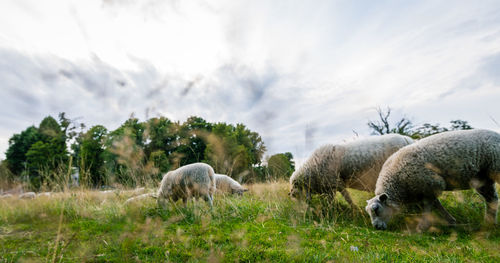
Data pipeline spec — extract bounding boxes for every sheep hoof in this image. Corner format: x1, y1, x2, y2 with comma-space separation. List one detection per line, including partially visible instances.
417, 220, 431, 232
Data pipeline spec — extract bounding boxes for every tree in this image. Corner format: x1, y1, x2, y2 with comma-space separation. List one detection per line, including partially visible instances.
367, 107, 414, 136
204, 122, 266, 181
76, 125, 108, 187
450, 120, 472, 131
174, 116, 212, 166
143, 117, 176, 175
267, 152, 295, 180
5, 126, 41, 175
104, 118, 148, 186
412, 123, 448, 138
149, 150, 170, 176
367, 107, 474, 139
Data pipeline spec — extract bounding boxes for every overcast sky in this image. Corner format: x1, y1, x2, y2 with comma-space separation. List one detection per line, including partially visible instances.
1, 0, 500, 164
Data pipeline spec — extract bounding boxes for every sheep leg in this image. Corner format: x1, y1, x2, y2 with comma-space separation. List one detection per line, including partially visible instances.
306, 191, 312, 204
203, 194, 213, 208
475, 182, 498, 225
432, 198, 457, 225
417, 200, 434, 232
157, 197, 168, 210
340, 188, 356, 209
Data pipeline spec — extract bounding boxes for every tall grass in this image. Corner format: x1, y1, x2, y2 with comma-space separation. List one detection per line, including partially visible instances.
1, 181, 499, 262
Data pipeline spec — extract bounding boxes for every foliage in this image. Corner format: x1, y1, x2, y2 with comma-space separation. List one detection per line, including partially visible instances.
204, 122, 266, 182
5, 126, 41, 175
267, 152, 295, 180
74, 125, 108, 188
62, 115, 267, 188
5, 116, 69, 190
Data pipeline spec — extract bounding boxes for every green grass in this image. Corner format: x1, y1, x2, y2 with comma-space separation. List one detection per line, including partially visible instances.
1, 183, 500, 262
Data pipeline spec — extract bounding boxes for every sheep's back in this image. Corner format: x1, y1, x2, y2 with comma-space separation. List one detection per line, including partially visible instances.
376, 129, 500, 201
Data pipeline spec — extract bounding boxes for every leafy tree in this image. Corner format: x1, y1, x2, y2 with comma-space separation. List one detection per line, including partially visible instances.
450, 120, 473, 131
149, 150, 170, 176
75, 125, 108, 187
205, 122, 266, 181
104, 118, 148, 186
142, 117, 176, 175
25, 116, 68, 189
412, 123, 448, 138
174, 116, 212, 166
5, 126, 41, 175
267, 152, 295, 180
411, 120, 472, 139
143, 117, 176, 158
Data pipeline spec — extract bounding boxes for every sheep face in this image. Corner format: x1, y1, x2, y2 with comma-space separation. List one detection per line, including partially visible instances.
365, 193, 397, 230
231, 188, 248, 196
289, 180, 305, 199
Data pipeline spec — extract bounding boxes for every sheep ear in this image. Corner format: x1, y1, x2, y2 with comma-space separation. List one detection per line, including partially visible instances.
379, 193, 388, 203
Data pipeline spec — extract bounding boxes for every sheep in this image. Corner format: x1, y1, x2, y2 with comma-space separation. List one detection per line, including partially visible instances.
124, 193, 157, 205
37, 192, 52, 198
289, 134, 414, 208
0, 194, 13, 199
19, 192, 36, 199
366, 129, 500, 231
157, 162, 216, 209
214, 174, 248, 195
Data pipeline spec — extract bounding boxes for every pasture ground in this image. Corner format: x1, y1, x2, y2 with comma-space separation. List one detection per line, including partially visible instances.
1, 181, 500, 262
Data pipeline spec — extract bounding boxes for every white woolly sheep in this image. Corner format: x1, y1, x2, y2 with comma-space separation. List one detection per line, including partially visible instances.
289, 134, 414, 208
366, 129, 500, 231
157, 162, 216, 208
19, 192, 36, 199
0, 194, 13, 199
37, 192, 52, 198
214, 174, 248, 195
124, 193, 157, 205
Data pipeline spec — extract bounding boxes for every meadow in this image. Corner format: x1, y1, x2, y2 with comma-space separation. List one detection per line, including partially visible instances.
1, 182, 500, 262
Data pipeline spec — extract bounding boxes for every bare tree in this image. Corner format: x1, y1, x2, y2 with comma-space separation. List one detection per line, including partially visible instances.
367, 107, 413, 136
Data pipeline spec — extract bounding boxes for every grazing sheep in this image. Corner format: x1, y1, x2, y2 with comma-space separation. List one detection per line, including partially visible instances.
0, 194, 13, 199
124, 193, 157, 205
366, 129, 500, 231
19, 192, 36, 199
157, 162, 216, 209
37, 192, 52, 198
289, 134, 414, 208
214, 174, 248, 195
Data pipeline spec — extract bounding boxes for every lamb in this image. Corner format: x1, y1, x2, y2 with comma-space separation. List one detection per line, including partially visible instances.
214, 174, 248, 195
366, 129, 500, 231
157, 162, 216, 209
289, 134, 413, 208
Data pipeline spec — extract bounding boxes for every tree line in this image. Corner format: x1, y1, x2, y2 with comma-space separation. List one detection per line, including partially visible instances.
0, 107, 473, 191
1, 114, 294, 190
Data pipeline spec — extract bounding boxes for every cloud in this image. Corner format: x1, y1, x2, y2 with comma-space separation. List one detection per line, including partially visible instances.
1, 0, 500, 162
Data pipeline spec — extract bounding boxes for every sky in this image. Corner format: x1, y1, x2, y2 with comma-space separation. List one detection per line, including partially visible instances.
1, 0, 500, 164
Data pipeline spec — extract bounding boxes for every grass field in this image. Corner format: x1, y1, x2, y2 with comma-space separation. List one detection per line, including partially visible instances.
1, 182, 500, 262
